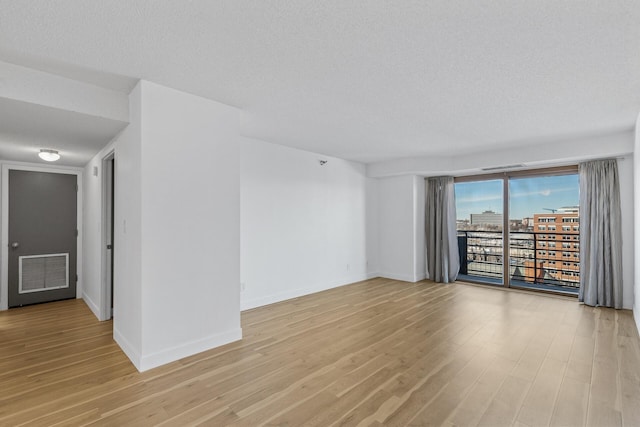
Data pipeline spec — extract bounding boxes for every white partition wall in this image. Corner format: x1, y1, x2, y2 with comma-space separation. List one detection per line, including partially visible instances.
138, 81, 242, 370
88, 81, 243, 371
377, 175, 425, 283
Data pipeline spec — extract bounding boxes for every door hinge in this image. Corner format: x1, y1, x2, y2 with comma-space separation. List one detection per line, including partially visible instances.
75, 274, 78, 282
76, 184, 79, 192
75, 229, 78, 237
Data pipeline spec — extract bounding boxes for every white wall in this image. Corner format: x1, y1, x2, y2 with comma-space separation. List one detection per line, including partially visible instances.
112, 82, 143, 367
240, 138, 375, 310
138, 81, 242, 370
634, 114, 640, 333
377, 175, 424, 282
413, 176, 426, 282
618, 156, 635, 310
366, 178, 380, 277
81, 141, 115, 320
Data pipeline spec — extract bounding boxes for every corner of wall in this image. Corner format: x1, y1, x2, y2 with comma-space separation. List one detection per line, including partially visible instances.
414, 176, 426, 282
413, 273, 427, 282
81, 292, 101, 321
138, 328, 242, 372
114, 327, 142, 372
379, 272, 420, 283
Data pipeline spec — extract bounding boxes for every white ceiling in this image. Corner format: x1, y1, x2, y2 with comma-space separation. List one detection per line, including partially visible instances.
0, 1, 639, 164
0, 97, 128, 165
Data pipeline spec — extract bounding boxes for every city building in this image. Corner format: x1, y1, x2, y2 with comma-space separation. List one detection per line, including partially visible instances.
524, 208, 580, 285
470, 210, 503, 227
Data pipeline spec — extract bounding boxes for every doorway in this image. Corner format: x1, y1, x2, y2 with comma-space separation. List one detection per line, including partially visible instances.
102, 153, 115, 320
1, 166, 81, 309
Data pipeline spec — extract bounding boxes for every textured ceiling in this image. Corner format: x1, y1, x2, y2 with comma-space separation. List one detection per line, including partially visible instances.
0, 1, 639, 164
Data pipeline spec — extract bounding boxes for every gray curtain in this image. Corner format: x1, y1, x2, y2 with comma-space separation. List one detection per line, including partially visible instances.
425, 176, 459, 283
579, 159, 623, 309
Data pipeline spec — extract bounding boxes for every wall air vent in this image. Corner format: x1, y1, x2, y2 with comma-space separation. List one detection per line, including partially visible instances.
481, 164, 525, 172
19, 253, 69, 294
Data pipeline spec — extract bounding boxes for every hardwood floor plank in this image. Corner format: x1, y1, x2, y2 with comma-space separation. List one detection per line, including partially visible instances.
516, 357, 567, 426
382, 341, 483, 425
447, 355, 517, 427
550, 377, 589, 427
408, 348, 496, 426
476, 374, 532, 426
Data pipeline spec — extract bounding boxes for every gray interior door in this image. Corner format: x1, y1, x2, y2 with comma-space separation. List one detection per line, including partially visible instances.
8, 170, 77, 307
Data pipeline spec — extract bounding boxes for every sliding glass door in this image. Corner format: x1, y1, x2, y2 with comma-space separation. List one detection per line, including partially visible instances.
455, 168, 580, 295
508, 174, 580, 294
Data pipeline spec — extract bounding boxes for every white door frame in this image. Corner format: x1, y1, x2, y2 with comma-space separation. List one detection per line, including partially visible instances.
101, 150, 115, 320
1, 162, 83, 311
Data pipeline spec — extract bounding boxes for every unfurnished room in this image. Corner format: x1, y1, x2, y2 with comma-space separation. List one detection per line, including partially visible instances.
0, 1, 640, 426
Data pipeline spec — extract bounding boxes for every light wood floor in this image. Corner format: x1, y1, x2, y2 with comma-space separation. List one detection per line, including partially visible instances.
1, 278, 639, 426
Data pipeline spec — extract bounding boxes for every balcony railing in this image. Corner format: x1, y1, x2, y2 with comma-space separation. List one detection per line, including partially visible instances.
457, 230, 580, 293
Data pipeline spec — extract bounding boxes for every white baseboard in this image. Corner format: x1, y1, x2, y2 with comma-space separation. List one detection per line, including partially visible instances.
114, 327, 142, 371
241, 273, 373, 311
366, 271, 380, 279
82, 292, 101, 321
138, 328, 243, 372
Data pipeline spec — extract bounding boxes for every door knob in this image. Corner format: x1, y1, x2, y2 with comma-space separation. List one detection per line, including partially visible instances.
11, 242, 19, 249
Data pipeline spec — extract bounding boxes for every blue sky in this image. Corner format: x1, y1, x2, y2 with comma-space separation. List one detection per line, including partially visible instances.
455, 174, 579, 221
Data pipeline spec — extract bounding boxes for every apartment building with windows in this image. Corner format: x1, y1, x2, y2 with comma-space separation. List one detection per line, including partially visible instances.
524, 209, 580, 286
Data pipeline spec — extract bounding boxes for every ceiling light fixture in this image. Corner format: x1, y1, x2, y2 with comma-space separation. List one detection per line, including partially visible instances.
38, 149, 61, 162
